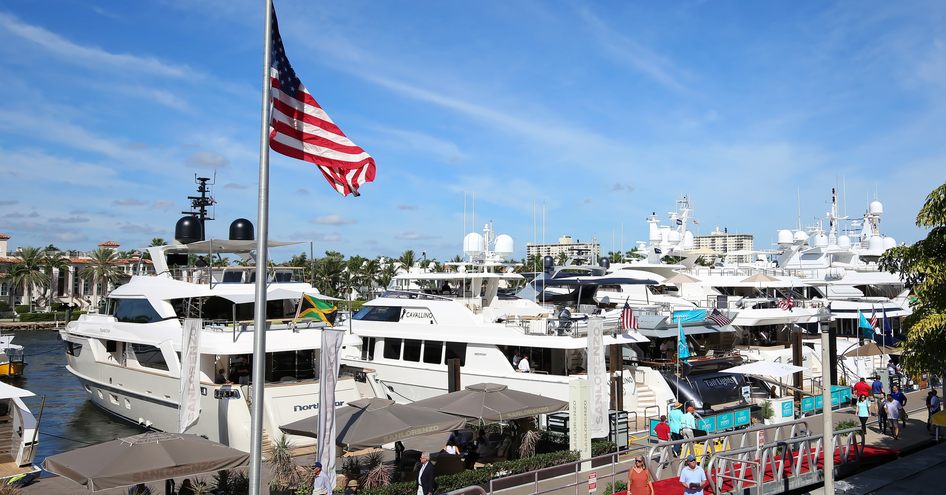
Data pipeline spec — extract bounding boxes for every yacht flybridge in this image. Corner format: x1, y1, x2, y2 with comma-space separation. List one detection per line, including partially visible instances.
60, 178, 381, 452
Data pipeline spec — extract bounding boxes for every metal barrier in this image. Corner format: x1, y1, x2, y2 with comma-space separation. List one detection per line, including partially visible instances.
486, 448, 646, 495
643, 405, 661, 427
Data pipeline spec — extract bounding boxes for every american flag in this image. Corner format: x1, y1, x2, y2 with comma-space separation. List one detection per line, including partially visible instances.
268, 7, 376, 196
619, 301, 638, 330
707, 308, 732, 326
869, 307, 878, 328
777, 297, 795, 310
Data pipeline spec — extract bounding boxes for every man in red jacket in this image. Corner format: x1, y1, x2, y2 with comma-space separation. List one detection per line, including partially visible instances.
853, 378, 871, 406
655, 415, 671, 441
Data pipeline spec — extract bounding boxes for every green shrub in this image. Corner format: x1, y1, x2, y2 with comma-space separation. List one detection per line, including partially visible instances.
360, 450, 581, 495
592, 440, 617, 457
14, 305, 29, 314
836, 420, 858, 430
604, 480, 627, 495
0, 301, 10, 312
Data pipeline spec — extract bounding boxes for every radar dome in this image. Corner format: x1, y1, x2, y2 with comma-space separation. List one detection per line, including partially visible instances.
175, 216, 202, 244
777, 230, 793, 245
837, 235, 852, 248
868, 235, 884, 252
810, 233, 828, 248
668, 230, 682, 243
463, 232, 485, 256
882, 237, 896, 250
869, 200, 884, 216
682, 231, 695, 249
494, 234, 514, 258
229, 218, 254, 241
793, 231, 809, 243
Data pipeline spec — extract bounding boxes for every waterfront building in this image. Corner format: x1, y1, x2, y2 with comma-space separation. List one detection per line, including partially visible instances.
526, 235, 600, 260
694, 227, 754, 263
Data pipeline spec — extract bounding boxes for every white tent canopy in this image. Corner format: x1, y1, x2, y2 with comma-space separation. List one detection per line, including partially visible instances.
721, 361, 804, 378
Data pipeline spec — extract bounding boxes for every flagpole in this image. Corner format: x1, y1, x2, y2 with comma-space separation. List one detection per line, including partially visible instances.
249, 1, 274, 493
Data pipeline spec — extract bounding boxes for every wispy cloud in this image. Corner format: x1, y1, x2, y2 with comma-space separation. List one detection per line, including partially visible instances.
0, 12, 193, 78
113, 199, 147, 207
577, 7, 692, 94
311, 215, 356, 225
187, 151, 229, 169
395, 231, 439, 241
369, 126, 468, 164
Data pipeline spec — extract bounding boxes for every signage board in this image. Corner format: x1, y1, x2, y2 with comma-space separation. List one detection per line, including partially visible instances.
588, 472, 597, 493
734, 408, 751, 427
781, 400, 794, 418
697, 416, 717, 433
741, 386, 751, 401
716, 412, 734, 430
649, 419, 660, 437
801, 396, 815, 413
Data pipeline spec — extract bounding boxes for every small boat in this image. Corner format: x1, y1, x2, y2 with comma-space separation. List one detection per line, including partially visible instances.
0, 382, 41, 485
0, 336, 25, 378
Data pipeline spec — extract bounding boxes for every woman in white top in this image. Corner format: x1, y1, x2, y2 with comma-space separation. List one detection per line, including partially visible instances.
443, 439, 460, 455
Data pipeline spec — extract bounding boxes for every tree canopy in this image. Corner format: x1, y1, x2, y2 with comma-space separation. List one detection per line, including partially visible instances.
879, 182, 946, 381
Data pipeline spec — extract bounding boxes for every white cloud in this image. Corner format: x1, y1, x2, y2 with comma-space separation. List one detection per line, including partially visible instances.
369, 126, 468, 164
187, 151, 229, 169
0, 12, 193, 78
311, 215, 356, 225
113, 199, 147, 207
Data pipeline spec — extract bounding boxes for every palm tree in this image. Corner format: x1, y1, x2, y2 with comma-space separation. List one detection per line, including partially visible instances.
376, 260, 398, 290
398, 250, 416, 273
555, 252, 568, 265
608, 251, 623, 263
313, 251, 346, 297
41, 249, 71, 310
80, 248, 123, 310
150, 238, 167, 247
10, 246, 47, 312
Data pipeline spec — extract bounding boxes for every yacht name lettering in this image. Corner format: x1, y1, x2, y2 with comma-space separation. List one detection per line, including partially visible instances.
294, 401, 344, 412
400, 309, 433, 320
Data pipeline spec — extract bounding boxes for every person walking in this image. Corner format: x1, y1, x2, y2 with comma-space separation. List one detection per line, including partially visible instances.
853, 378, 871, 403
856, 394, 871, 436
681, 406, 697, 439
654, 415, 671, 442
668, 402, 684, 456
679, 455, 708, 495
416, 453, 435, 495
929, 390, 942, 433
876, 393, 888, 435
871, 376, 884, 397
885, 395, 901, 440
628, 456, 655, 495
891, 385, 908, 428
311, 462, 332, 495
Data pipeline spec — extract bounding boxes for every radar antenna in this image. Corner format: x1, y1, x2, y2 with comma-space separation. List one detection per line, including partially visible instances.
182, 174, 217, 241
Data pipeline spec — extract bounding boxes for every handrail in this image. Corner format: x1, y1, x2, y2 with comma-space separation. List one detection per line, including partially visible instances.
643, 405, 661, 427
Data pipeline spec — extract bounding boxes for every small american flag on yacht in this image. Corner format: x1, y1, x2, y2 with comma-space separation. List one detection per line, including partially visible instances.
619, 301, 638, 330
707, 308, 732, 326
268, 6, 376, 196
777, 297, 795, 310
869, 308, 878, 328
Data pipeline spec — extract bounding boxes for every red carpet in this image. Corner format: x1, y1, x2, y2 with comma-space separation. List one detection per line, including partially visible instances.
617, 445, 897, 495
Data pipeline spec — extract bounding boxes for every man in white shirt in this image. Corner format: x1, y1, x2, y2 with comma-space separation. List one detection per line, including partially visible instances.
417, 452, 434, 495
517, 354, 531, 373
884, 395, 901, 440
679, 455, 707, 495
312, 461, 332, 495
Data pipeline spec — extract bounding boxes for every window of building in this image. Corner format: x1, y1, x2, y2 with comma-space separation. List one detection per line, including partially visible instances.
383, 338, 402, 359
112, 298, 163, 323
444, 342, 467, 366
403, 339, 422, 362
423, 341, 443, 364
130, 343, 169, 371
0, 282, 8, 297
353, 306, 401, 322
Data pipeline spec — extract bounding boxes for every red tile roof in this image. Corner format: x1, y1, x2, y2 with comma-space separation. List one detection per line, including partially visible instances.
0, 233, 10, 240
98, 240, 121, 247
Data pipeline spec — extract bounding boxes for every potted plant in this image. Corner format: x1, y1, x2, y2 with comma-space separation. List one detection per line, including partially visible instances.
761, 400, 775, 424
270, 435, 305, 495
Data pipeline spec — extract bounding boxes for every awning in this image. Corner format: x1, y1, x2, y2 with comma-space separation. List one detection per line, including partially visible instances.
721, 361, 804, 378
638, 323, 735, 339
164, 239, 301, 254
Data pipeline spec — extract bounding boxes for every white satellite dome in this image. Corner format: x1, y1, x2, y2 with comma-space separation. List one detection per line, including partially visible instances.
868, 235, 884, 252
793, 231, 809, 243
494, 234, 514, 259
660, 226, 671, 243
869, 200, 884, 216
682, 231, 695, 249
777, 230, 794, 245
882, 237, 897, 250
463, 232, 484, 256
668, 230, 682, 243
810, 233, 828, 248
837, 235, 852, 248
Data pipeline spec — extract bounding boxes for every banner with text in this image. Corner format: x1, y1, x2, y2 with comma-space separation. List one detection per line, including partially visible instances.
587, 319, 609, 438
178, 318, 202, 433
318, 329, 346, 485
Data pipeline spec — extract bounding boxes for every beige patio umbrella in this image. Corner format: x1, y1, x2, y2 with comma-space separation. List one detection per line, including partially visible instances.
843, 342, 901, 357
41, 432, 249, 491
412, 383, 567, 422
662, 273, 700, 285
280, 398, 466, 449
740, 273, 780, 284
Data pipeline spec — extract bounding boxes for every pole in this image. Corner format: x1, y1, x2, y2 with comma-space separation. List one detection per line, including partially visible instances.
820, 313, 834, 494
249, 1, 274, 493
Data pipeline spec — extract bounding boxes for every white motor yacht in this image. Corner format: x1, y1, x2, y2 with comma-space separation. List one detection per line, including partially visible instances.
0, 382, 40, 483
60, 181, 381, 452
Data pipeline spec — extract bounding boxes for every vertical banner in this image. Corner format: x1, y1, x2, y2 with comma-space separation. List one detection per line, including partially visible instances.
569, 378, 591, 462
587, 319, 609, 438
178, 318, 202, 433
318, 328, 345, 487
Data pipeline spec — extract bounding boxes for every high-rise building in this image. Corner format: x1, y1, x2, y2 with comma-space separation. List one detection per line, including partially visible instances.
526, 235, 600, 260
694, 227, 753, 263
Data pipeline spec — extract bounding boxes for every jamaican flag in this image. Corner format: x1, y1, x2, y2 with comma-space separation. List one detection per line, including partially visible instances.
295, 294, 337, 326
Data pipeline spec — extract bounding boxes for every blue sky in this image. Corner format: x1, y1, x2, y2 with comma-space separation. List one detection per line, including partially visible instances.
1, 0, 944, 261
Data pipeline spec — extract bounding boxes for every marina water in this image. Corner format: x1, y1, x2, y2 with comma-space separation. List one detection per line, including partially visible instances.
9, 330, 145, 469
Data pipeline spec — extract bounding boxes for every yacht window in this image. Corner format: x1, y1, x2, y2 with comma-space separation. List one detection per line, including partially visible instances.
383, 338, 402, 359
423, 341, 443, 364
130, 343, 169, 371
113, 298, 163, 324
266, 350, 316, 382
353, 306, 401, 322
403, 339, 422, 362
64, 341, 83, 357
361, 337, 377, 361
444, 342, 467, 366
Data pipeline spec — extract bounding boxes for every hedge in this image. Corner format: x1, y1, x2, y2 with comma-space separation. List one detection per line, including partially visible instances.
18, 311, 83, 322
360, 450, 581, 495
